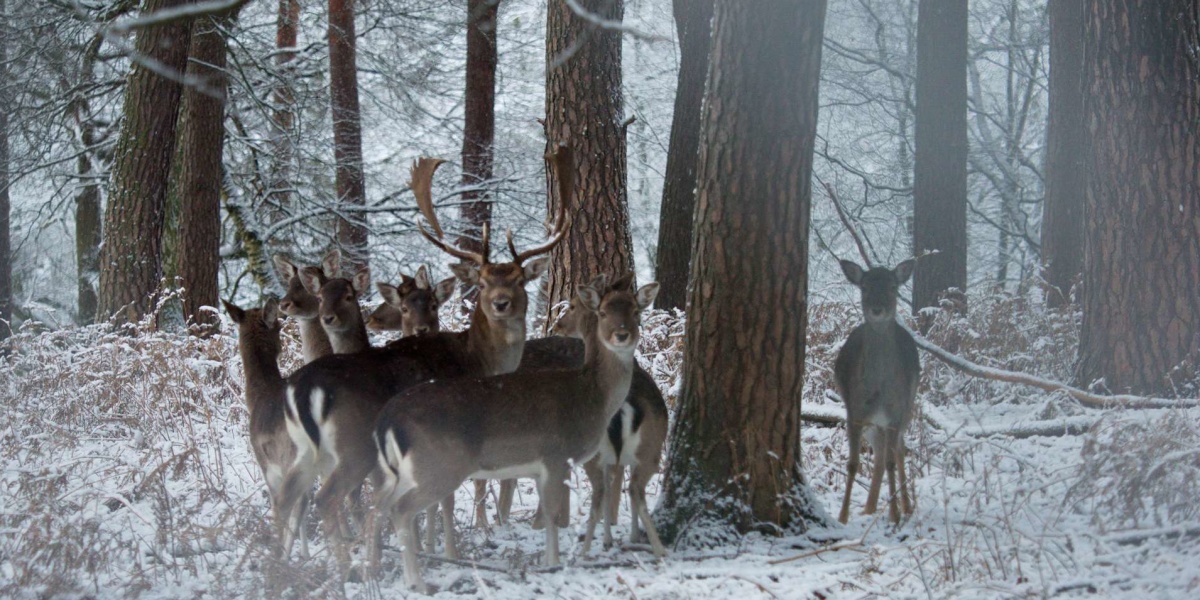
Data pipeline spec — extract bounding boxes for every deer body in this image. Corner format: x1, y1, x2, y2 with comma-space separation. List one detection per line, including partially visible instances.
834, 259, 919, 524
374, 281, 658, 593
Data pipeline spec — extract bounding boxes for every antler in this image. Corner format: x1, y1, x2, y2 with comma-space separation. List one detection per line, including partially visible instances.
410, 157, 489, 265
508, 143, 574, 265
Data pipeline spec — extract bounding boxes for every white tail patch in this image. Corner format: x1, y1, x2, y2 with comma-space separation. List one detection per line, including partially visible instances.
618, 405, 642, 466
378, 429, 418, 504
284, 386, 318, 461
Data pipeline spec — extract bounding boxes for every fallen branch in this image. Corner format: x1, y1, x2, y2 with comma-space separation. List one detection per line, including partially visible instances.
1105, 523, 1200, 546
816, 397, 1099, 439
906, 324, 1199, 410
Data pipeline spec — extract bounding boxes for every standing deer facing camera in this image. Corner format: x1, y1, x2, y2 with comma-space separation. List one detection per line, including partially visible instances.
368, 265, 456, 336
835, 259, 919, 524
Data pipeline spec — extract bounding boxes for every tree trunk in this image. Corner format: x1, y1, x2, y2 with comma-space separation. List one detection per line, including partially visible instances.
0, 0, 11, 340
329, 0, 368, 272
173, 15, 232, 333
543, 0, 634, 318
1041, 0, 1085, 308
652, 0, 713, 313
1078, 0, 1200, 395
268, 0, 300, 251
97, 0, 193, 324
75, 130, 102, 326
656, 0, 827, 542
458, 0, 498, 259
911, 0, 968, 315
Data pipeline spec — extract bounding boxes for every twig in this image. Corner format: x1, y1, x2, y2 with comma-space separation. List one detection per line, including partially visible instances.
820, 179, 873, 267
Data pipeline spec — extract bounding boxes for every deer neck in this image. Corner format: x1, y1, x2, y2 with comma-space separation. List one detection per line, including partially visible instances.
239, 342, 284, 408
328, 319, 371, 354
297, 317, 333, 362
465, 306, 526, 376
581, 324, 635, 420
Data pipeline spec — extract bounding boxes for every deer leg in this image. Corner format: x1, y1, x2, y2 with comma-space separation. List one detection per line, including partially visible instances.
605, 465, 622, 547
863, 430, 887, 516
394, 507, 428, 595
897, 436, 913, 516
314, 476, 356, 572
885, 429, 901, 524
631, 472, 666, 557
538, 466, 569, 567
581, 459, 606, 557
472, 479, 490, 529
838, 422, 862, 524
498, 479, 516, 525
423, 505, 437, 554
441, 494, 458, 559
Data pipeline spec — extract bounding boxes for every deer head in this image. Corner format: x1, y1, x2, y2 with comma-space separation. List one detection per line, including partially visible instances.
274, 250, 340, 320
222, 297, 283, 359
840, 259, 915, 328
372, 265, 456, 335
576, 276, 659, 353
299, 265, 372, 334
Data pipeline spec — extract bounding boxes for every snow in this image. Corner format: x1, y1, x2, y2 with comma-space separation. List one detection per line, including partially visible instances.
2, 301, 1200, 598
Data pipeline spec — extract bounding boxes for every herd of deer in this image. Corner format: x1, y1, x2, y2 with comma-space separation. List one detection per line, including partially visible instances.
221, 145, 920, 593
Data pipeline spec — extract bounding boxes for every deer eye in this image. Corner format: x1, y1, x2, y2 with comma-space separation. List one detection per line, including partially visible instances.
400, 306, 410, 313
599, 311, 607, 318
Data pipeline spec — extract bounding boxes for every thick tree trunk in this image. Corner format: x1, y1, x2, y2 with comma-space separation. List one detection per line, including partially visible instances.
656, 0, 827, 542
458, 0, 498, 258
1078, 0, 1200, 395
329, 0, 367, 271
97, 0, 193, 324
653, 0, 713, 313
1041, 0, 1085, 308
0, 0, 11, 340
911, 0, 968, 315
173, 16, 231, 333
268, 0, 300, 249
543, 0, 634, 317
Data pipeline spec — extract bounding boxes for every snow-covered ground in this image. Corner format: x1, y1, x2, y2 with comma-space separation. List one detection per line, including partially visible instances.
2, 298, 1198, 598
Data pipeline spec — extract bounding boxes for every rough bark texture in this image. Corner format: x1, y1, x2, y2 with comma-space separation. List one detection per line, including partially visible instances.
656, 0, 826, 542
268, 0, 300, 242
0, 0, 11, 340
1079, 0, 1200, 395
1041, 0, 1085, 308
174, 16, 231, 332
911, 0, 968, 315
543, 0, 634, 317
458, 0, 498, 258
97, 0, 193, 324
652, 0, 713, 312
329, 0, 368, 271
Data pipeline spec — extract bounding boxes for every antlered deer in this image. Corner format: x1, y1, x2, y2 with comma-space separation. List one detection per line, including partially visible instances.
282, 148, 571, 566
374, 278, 660, 593
834, 259, 919, 524
223, 299, 314, 557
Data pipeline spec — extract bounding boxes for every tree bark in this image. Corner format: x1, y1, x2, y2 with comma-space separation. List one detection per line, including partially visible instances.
656, 0, 827, 542
75, 127, 102, 326
543, 0, 634, 317
652, 0, 713, 313
1079, 0, 1200, 395
173, 15, 231, 333
458, 0, 498, 259
268, 0, 300, 251
911, 0, 968, 315
1041, 0, 1085, 308
0, 0, 11, 340
97, 0, 193, 324
329, 0, 367, 272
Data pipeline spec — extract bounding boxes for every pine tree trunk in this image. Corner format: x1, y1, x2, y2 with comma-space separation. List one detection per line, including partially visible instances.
458, 0, 498, 258
543, 0, 634, 316
174, 15, 232, 333
0, 0, 11, 340
911, 0, 968, 315
1041, 0, 1085, 308
269, 0, 300, 248
652, 0, 712, 313
656, 0, 827, 541
1078, 0, 1200, 395
330, 0, 368, 271
97, 0, 193, 324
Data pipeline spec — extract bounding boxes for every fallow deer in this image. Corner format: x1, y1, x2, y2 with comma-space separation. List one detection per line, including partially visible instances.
274, 250, 340, 363
223, 299, 315, 557
369, 265, 456, 336
374, 278, 660, 593
298, 265, 373, 355
834, 259, 919, 525
283, 148, 571, 566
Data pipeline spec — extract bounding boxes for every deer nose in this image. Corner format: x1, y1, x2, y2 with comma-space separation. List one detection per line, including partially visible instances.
279, 300, 292, 312
492, 299, 511, 313
322, 315, 335, 325
415, 326, 430, 334
614, 331, 631, 344
869, 307, 885, 318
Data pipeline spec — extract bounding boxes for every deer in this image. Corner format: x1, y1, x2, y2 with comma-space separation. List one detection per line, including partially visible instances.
834, 259, 919, 525
282, 148, 571, 568
222, 298, 316, 558
297, 264, 374, 355
373, 277, 660, 593
367, 265, 456, 336
273, 250, 340, 363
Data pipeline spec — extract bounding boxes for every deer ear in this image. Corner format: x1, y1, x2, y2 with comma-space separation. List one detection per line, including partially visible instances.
586, 273, 609, 291
273, 255, 296, 280
352, 268, 372, 296
894, 259, 915, 285
610, 272, 634, 292
523, 256, 551, 281
635, 282, 660, 309
262, 298, 281, 326
299, 266, 326, 296
450, 262, 480, 285
840, 260, 865, 285
377, 282, 402, 306
414, 265, 431, 289
577, 285, 602, 312
434, 277, 457, 304
222, 300, 245, 324
321, 249, 342, 278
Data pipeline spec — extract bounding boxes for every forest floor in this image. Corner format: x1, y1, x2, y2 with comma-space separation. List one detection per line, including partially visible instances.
2, 295, 1198, 599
